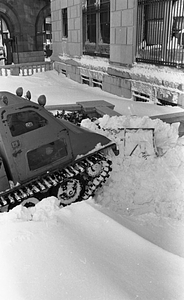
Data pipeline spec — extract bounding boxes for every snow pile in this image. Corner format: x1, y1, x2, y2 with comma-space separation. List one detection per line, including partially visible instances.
59, 54, 110, 72
83, 114, 180, 153
1, 199, 184, 300
81, 115, 184, 221
2, 197, 60, 222
117, 62, 184, 86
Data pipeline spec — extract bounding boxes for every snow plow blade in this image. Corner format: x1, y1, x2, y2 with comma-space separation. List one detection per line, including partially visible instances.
105, 128, 156, 157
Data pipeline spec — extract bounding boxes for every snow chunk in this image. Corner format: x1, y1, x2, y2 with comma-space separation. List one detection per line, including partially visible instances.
31, 197, 60, 221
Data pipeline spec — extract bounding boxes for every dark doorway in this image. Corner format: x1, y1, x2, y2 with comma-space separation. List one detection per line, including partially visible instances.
0, 17, 13, 64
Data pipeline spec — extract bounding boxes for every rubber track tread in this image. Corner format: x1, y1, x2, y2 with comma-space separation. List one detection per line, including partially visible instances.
0, 149, 112, 211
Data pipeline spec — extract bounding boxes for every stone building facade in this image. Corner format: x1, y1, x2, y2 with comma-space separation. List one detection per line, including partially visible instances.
51, 0, 184, 107
0, 0, 50, 64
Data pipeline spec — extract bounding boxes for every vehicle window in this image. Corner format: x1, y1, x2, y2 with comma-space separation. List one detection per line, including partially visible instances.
27, 139, 68, 170
7, 111, 47, 137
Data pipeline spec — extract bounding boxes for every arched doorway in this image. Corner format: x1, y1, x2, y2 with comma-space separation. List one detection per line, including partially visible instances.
43, 15, 52, 57
0, 16, 13, 64
35, 5, 52, 56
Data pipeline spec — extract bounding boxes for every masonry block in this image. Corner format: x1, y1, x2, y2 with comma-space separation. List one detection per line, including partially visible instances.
75, 17, 80, 30
121, 87, 132, 99
10, 67, 20, 76
68, 18, 75, 30
120, 45, 133, 64
56, 20, 62, 30
103, 74, 111, 84
110, 28, 116, 44
102, 82, 111, 93
54, 61, 66, 73
111, 0, 116, 11
121, 78, 131, 89
76, 4, 80, 17
107, 67, 131, 79
178, 93, 184, 107
53, 10, 60, 21
110, 44, 133, 64
68, 72, 81, 83
130, 73, 141, 81
56, 0, 61, 10
110, 84, 122, 97
115, 27, 127, 45
113, 76, 121, 87
74, 0, 80, 4
111, 11, 121, 27
68, 43, 81, 56
76, 67, 80, 75
67, 64, 77, 74
66, 65, 72, 74
52, 21, 57, 32
51, 1, 56, 12
61, 0, 67, 8
68, 0, 74, 6
127, 27, 133, 45
71, 30, 78, 42
70, 5, 77, 18
128, 0, 135, 9
55, 31, 61, 42
122, 9, 133, 27
110, 45, 122, 64
116, 0, 127, 10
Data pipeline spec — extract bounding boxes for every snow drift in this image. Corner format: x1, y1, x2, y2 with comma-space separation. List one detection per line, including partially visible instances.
0, 70, 184, 300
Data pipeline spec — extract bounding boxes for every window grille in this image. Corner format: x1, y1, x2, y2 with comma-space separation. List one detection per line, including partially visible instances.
82, 0, 110, 57
136, 0, 184, 68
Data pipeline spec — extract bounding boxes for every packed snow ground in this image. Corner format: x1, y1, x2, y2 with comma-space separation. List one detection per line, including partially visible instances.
1, 199, 184, 300
0, 70, 184, 299
1, 69, 183, 116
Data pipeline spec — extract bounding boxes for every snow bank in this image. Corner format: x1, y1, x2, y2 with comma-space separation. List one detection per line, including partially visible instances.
1, 197, 60, 222
81, 115, 184, 221
1, 200, 184, 300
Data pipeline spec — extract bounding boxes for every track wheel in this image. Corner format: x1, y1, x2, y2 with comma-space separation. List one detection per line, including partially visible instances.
21, 198, 39, 208
56, 177, 83, 205
86, 162, 102, 177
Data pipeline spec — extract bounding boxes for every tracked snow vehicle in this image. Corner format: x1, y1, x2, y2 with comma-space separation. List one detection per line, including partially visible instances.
0, 91, 117, 212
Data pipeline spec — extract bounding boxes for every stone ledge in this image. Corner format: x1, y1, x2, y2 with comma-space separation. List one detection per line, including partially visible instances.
107, 64, 184, 92
107, 66, 131, 79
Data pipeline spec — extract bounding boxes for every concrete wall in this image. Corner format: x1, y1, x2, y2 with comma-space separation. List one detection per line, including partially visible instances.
52, 0, 135, 99
110, 0, 136, 65
51, 0, 82, 60
52, 0, 136, 64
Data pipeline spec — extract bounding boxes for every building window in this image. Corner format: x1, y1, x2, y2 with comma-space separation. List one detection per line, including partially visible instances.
136, 0, 184, 68
62, 8, 68, 38
82, 0, 110, 57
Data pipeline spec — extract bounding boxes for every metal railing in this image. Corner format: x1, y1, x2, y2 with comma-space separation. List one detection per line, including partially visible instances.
136, 0, 184, 68
0, 61, 53, 76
